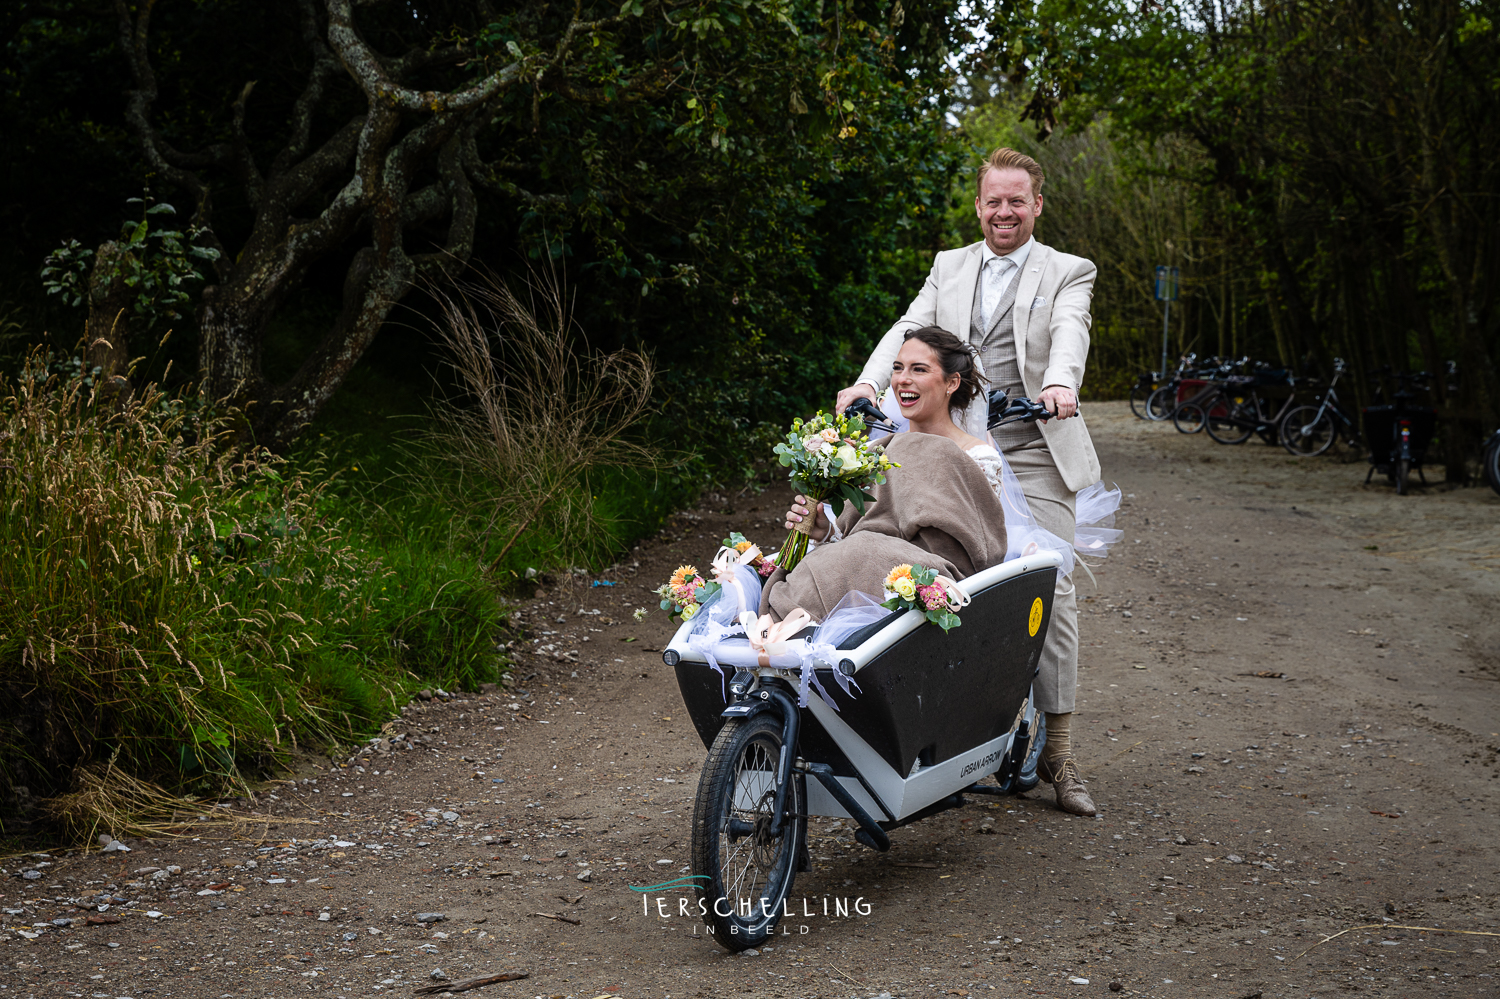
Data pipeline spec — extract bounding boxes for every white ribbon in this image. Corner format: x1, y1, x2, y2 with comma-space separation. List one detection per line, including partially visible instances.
740, 609, 813, 667
709, 545, 761, 620
931, 574, 972, 613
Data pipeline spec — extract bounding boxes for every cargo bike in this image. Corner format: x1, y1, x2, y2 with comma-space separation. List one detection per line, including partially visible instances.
663, 396, 1068, 950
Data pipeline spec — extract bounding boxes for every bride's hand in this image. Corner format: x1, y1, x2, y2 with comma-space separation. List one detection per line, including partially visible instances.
783, 494, 830, 542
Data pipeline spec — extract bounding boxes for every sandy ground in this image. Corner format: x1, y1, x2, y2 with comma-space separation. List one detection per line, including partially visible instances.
3, 401, 1498, 999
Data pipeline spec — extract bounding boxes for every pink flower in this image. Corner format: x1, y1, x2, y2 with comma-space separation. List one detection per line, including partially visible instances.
919, 584, 946, 611
757, 560, 777, 577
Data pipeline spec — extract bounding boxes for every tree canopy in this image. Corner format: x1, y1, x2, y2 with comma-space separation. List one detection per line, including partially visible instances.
975, 0, 1500, 474
4, 0, 969, 453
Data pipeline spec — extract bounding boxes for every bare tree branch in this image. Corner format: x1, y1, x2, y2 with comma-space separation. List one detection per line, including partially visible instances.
272, 0, 347, 176
326, 0, 529, 113
114, 0, 214, 224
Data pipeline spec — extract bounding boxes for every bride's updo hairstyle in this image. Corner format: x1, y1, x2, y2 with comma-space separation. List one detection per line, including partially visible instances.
901, 326, 987, 411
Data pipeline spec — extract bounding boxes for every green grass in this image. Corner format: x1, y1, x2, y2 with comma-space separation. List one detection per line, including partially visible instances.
0, 353, 509, 821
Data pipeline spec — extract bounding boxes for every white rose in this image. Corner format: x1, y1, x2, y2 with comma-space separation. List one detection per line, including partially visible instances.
834, 444, 859, 470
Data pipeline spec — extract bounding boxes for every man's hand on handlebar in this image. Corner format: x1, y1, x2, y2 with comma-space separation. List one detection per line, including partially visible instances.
783, 494, 831, 542
834, 382, 877, 417
1036, 384, 1078, 420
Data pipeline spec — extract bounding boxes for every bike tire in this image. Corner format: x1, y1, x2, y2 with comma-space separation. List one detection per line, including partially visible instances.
1129, 383, 1154, 420
1145, 387, 1176, 422
1280, 406, 1336, 457
1173, 403, 1207, 434
1206, 408, 1254, 445
1395, 457, 1410, 496
691, 713, 804, 951
1484, 439, 1500, 497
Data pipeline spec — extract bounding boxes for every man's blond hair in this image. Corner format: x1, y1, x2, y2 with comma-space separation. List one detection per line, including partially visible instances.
977, 147, 1045, 199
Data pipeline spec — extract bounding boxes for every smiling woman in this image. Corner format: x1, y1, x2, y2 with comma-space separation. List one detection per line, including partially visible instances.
891, 329, 988, 433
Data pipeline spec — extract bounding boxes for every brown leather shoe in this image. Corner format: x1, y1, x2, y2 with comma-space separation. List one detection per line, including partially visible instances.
1038, 756, 1097, 817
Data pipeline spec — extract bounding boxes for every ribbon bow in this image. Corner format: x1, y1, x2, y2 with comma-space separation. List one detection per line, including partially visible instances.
932, 574, 972, 613
711, 545, 762, 619
739, 608, 813, 667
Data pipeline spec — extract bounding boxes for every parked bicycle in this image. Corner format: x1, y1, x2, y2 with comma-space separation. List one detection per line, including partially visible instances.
1480, 426, 1499, 497
1166, 357, 1248, 434
1133, 353, 1196, 421
1363, 369, 1438, 495
1201, 362, 1299, 445
1279, 358, 1358, 456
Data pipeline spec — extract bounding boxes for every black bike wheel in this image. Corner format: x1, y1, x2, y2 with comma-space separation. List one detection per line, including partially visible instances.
1484, 440, 1500, 497
1173, 403, 1207, 434
1129, 383, 1155, 420
1146, 387, 1176, 421
1206, 406, 1254, 444
1280, 406, 1336, 457
1395, 457, 1410, 495
691, 713, 804, 951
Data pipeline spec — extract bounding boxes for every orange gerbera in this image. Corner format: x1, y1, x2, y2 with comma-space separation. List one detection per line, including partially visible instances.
882, 563, 913, 590
669, 565, 699, 589
733, 540, 753, 554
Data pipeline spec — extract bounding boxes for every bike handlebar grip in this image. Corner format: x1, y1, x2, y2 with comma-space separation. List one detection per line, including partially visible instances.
842, 396, 889, 425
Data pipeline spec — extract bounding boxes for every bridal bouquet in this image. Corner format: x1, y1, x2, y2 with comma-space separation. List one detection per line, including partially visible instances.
772, 410, 898, 572
655, 564, 720, 622
880, 563, 967, 633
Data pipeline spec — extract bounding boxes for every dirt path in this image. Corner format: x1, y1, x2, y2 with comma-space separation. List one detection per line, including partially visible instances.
3, 402, 1498, 999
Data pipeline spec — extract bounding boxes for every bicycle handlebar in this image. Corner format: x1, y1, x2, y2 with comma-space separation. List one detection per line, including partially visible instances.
839, 391, 1067, 435
842, 396, 898, 434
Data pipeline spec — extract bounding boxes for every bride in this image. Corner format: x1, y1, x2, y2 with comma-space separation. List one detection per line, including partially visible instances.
763, 326, 1069, 622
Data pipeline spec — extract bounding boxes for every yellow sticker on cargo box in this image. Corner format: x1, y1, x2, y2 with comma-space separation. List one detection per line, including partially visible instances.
1027, 597, 1043, 637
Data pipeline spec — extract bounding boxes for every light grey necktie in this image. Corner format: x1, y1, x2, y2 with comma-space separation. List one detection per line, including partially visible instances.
982, 256, 1012, 331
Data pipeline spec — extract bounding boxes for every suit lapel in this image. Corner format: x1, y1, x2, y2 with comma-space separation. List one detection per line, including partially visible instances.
1013, 242, 1049, 382
942, 242, 984, 336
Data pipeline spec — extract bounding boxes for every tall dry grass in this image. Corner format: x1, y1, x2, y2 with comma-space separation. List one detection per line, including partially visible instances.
422, 270, 659, 574
0, 350, 503, 834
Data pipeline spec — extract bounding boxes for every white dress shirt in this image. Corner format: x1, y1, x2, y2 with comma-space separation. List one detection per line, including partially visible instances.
978, 236, 1033, 332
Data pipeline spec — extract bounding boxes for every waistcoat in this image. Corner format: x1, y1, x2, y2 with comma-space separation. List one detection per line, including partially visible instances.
970, 266, 1042, 445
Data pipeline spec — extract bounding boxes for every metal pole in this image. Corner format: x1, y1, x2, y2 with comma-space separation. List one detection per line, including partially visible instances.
1160, 297, 1171, 377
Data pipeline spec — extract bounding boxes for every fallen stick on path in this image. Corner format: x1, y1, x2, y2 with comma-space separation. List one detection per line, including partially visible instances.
830, 964, 863, 985
530, 911, 581, 925
411, 970, 529, 995
1294, 924, 1500, 960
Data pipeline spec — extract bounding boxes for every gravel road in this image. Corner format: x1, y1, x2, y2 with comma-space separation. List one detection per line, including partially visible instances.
3, 402, 1496, 999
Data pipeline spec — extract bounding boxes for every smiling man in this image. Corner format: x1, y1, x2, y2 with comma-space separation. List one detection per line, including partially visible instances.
833, 146, 1102, 816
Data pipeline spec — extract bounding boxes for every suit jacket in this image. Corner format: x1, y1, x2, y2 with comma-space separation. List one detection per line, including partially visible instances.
856, 239, 1101, 491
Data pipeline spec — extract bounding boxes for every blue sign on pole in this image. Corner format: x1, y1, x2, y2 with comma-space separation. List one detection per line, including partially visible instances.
1154, 265, 1180, 302
1154, 265, 1180, 376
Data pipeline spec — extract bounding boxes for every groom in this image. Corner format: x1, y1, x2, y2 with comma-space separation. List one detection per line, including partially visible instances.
834, 147, 1101, 816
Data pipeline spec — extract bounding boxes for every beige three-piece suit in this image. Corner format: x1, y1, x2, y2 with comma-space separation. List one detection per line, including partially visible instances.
855, 238, 1100, 714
